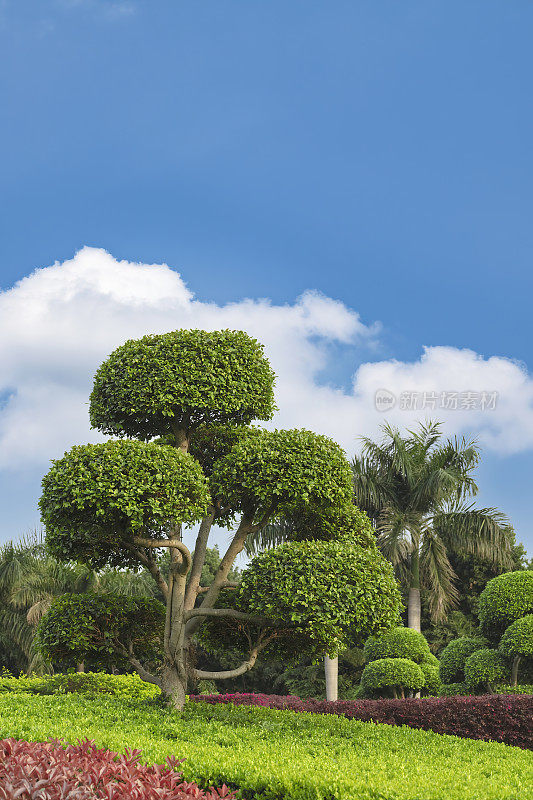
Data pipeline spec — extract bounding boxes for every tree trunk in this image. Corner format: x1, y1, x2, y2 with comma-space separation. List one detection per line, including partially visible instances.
407, 549, 421, 632
324, 655, 338, 702
511, 655, 521, 687
77, 662, 85, 673
160, 663, 187, 710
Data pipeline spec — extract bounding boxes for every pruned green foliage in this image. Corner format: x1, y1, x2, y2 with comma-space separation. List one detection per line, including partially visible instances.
420, 662, 442, 695
361, 658, 425, 695
478, 570, 533, 641
464, 648, 509, 690
438, 636, 489, 684
234, 540, 402, 658
36, 593, 165, 670
364, 626, 431, 665
210, 428, 354, 523
40, 440, 210, 568
499, 615, 533, 660
89, 329, 276, 440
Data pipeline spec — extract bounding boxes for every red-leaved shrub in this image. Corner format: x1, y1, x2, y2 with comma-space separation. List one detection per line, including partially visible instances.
190, 692, 533, 749
0, 738, 241, 800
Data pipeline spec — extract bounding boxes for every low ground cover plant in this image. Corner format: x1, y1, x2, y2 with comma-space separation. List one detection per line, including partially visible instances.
0, 693, 530, 800
192, 691, 533, 748
0, 737, 237, 800
0, 671, 161, 701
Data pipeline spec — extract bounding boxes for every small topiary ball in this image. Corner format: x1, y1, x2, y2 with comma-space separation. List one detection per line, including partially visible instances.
438, 636, 488, 684
478, 570, 533, 642
421, 651, 440, 668
361, 658, 425, 696
364, 627, 431, 665
464, 648, 509, 691
499, 614, 533, 660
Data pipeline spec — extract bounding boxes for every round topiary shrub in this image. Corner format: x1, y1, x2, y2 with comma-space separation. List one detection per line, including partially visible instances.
438, 636, 488, 684
499, 614, 533, 686
464, 647, 509, 692
364, 627, 431, 665
361, 657, 425, 699
420, 662, 442, 696
478, 570, 533, 642
89, 329, 276, 440
39, 440, 211, 569
421, 651, 440, 668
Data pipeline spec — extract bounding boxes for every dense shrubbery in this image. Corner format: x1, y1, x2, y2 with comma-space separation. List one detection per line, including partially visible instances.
438, 636, 488, 683
192, 691, 533, 749
364, 627, 431, 664
0, 671, 161, 701
464, 648, 509, 691
0, 738, 236, 800
0, 693, 530, 799
478, 570, 533, 641
361, 657, 425, 698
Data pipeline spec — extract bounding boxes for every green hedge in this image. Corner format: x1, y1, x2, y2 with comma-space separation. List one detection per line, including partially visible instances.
0, 672, 160, 702
0, 693, 530, 800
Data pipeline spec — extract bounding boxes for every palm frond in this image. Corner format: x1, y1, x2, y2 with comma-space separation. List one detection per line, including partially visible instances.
244, 518, 293, 557
433, 502, 513, 567
419, 528, 459, 622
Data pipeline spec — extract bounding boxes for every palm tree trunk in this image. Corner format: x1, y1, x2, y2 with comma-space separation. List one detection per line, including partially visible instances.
511, 656, 521, 687
407, 549, 421, 632
324, 655, 338, 702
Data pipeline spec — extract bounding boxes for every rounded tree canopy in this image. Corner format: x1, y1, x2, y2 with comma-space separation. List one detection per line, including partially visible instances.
40, 440, 210, 568
235, 539, 402, 658
210, 428, 354, 522
499, 615, 533, 660
188, 423, 258, 478
478, 570, 533, 641
361, 658, 425, 693
89, 329, 276, 441
438, 636, 488, 684
464, 647, 509, 689
36, 593, 165, 669
364, 627, 431, 665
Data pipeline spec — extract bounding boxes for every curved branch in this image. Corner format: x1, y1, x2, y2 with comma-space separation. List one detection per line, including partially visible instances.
123, 544, 169, 601
115, 641, 161, 688
184, 510, 215, 611
197, 581, 239, 594
193, 652, 259, 680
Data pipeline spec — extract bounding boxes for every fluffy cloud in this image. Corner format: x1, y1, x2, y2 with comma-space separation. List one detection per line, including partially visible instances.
1, 246, 532, 470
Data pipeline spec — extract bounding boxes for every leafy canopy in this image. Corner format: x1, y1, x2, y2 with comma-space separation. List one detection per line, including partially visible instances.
464, 648, 509, 689
499, 615, 533, 660
210, 428, 354, 522
40, 440, 210, 568
438, 636, 489, 684
478, 570, 533, 641
36, 593, 165, 669
235, 539, 402, 658
361, 658, 425, 693
89, 329, 276, 440
364, 626, 431, 665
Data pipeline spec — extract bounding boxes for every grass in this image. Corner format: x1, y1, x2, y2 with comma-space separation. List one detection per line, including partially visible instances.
0, 693, 531, 800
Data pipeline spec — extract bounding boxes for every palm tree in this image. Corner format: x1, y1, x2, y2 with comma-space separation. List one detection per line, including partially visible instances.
351, 421, 512, 631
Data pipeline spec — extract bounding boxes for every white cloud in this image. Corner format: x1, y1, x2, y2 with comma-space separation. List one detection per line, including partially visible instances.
1, 246, 532, 470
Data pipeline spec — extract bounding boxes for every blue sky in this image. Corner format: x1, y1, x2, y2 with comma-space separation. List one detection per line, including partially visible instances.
0, 1, 532, 555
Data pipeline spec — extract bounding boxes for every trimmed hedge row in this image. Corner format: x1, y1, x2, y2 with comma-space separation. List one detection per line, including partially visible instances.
191, 692, 533, 749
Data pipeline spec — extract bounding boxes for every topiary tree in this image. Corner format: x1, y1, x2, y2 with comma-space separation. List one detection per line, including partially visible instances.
361, 657, 425, 699
39, 328, 402, 709
438, 636, 489, 684
499, 615, 533, 686
464, 647, 509, 693
364, 626, 431, 665
478, 570, 533, 642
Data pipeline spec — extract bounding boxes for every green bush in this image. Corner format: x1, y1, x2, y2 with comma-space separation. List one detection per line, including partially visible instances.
464, 648, 509, 691
364, 627, 431, 664
499, 614, 533, 660
0, 672, 161, 701
361, 657, 425, 698
439, 637, 488, 684
421, 651, 440, 667
0, 692, 530, 800
421, 662, 442, 695
439, 682, 472, 696
493, 684, 533, 695
478, 570, 533, 641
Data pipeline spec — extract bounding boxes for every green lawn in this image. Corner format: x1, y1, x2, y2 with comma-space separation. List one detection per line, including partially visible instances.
1, 693, 531, 800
